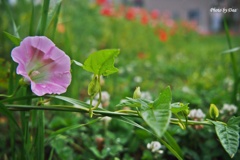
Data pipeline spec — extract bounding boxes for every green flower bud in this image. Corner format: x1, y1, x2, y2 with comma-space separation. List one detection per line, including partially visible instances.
133, 87, 141, 99
88, 76, 100, 97
182, 108, 190, 117
209, 104, 219, 120
19, 78, 29, 86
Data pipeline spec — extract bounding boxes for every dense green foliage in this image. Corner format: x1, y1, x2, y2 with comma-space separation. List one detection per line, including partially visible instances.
0, 0, 240, 159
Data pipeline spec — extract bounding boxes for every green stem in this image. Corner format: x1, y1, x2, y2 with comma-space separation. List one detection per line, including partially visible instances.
6, 104, 215, 126
92, 75, 102, 110
171, 118, 212, 126
89, 96, 93, 117
0, 85, 21, 98
115, 109, 138, 114
223, 18, 239, 104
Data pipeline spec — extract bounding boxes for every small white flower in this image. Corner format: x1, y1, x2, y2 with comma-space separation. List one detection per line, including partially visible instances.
141, 91, 153, 101
101, 116, 112, 123
126, 65, 134, 73
188, 109, 205, 120
182, 86, 192, 94
147, 141, 163, 154
220, 104, 238, 115
101, 116, 112, 127
224, 77, 234, 91
94, 91, 110, 107
134, 76, 143, 83
120, 99, 127, 103
118, 67, 125, 75
95, 91, 110, 102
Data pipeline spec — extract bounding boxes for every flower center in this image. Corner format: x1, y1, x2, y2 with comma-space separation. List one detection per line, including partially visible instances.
30, 70, 40, 77
28, 70, 46, 82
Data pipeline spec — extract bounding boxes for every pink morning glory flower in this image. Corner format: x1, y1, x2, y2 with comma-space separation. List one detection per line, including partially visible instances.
11, 36, 71, 96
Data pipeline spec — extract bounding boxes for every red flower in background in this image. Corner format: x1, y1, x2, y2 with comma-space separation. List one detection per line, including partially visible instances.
141, 13, 149, 25
100, 5, 114, 17
126, 7, 137, 20
158, 29, 168, 42
150, 9, 159, 20
96, 0, 107, 6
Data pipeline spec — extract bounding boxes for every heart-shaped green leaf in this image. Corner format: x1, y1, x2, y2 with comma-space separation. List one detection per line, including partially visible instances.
209, 116, 240, 158
83, 49, 120, 76
140, 87, 172, 138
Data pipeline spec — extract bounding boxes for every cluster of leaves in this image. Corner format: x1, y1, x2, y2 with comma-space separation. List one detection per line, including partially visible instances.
81, 48, 240, 159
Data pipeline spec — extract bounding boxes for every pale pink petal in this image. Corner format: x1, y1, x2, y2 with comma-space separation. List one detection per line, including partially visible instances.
45, 45, 67, 61
30, 36, 55, 54
31, 81, 68, 96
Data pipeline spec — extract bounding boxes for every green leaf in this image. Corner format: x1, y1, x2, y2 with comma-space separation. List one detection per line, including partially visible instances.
50, 95, 89, 110
209, 117, 240, 158
47, 0, 62, 39
2, 0, 20, 37
0, 102, 20, 130
140, 87, 172, 138
3, 31, 21, 46
83, 49, 120, 76
221, 47, 240, 54
117, 117, 153, 135
116, 97, 151, 108
72, 60, 83, 67
163, 131, 183, 158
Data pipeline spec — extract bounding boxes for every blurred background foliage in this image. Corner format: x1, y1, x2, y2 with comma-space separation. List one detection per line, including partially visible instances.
0, 0, 240, 159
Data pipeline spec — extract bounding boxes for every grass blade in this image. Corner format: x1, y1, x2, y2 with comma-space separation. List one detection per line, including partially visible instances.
29, 0, 35, 36
38, 0, 50, 35
50, 1, 62, 40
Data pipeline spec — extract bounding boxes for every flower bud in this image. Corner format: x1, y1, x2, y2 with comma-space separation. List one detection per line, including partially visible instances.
18, 78, 30, 86
88, 76, 100, 97
209, 104, 219, 120
133, 87, 141, 99
182, 108, 190, 117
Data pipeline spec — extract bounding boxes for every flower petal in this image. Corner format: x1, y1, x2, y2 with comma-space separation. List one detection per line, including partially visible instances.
31, 80, 68, 96
30, 36, 55, 54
